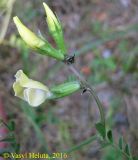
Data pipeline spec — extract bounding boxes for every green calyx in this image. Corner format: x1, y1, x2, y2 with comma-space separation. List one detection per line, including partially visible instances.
50, 81, 81, 99
37, 42, 64, 60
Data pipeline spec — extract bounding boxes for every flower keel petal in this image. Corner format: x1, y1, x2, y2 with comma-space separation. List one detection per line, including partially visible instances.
24, 88, 47, 107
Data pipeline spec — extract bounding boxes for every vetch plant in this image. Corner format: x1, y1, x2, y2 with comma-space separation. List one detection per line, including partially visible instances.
12, 2, 136, 160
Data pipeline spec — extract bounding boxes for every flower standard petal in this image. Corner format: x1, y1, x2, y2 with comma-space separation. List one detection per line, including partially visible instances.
20, 79, 49, 92
14, 70, 49, 92
13, 81, 25, 100
15, 70, 29, 84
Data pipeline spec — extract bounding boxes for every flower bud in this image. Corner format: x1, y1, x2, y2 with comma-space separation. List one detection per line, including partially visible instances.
13, 16, 65, 60
13, 70, 52, 107
50, 81, 80, 99
43, 3, 66, 53
13, 16, 45, 49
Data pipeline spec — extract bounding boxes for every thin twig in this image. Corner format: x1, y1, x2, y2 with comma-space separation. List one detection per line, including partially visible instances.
0, 0, 16, 43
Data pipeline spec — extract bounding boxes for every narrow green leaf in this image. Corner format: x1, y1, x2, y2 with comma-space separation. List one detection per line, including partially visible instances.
118, 136, 123, 150
125, 144, 130, 156
95, 122, 106, 138
107, 130, 113, 143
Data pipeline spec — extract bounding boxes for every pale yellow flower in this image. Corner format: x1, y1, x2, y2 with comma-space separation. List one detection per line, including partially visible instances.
13, 70, 52, 107
13, 16, 45, 49
13, 16, 65, 60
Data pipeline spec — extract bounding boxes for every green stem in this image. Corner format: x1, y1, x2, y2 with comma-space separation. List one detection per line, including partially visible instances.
64, 135, 97, 153
87, 88, 105, 127
65, 64, 133, 160
68, 64, 105, 127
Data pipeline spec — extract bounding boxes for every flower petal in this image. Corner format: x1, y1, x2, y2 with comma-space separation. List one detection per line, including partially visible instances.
43, 2, 61, 31
13, 81, 25, 100
15, 69, 29, 83
21, 80, 49, 91
15, 70, 49, 91
13, 16, 45, 49
24, 88, 50, 107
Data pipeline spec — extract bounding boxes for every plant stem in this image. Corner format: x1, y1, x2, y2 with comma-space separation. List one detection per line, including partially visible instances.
0, 0, 16, 43
64, 135, 97, 153
67, 64, 105, 127
66, 64, 133, 160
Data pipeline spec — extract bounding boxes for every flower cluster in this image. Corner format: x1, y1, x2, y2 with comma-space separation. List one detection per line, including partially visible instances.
13, 3, 80, 107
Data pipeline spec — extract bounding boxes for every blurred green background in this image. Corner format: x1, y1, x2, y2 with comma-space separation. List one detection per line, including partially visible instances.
0, 0, 138, 159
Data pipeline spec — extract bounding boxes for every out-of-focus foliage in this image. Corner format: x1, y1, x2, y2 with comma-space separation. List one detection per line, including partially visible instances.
0, 0, 7, 9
